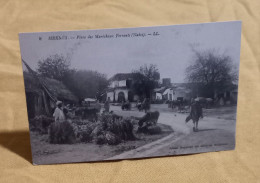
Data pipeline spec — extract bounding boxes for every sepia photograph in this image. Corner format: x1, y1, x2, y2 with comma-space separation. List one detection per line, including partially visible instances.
19, 21, 241, 165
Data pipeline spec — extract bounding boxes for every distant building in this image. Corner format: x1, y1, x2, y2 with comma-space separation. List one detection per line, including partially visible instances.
106, 73, 139, 102
152, 83, 192, 102
153, 87, 166, 100
162, 78, 171, 87
171, 83, 192, 101
214, 86, 238, 105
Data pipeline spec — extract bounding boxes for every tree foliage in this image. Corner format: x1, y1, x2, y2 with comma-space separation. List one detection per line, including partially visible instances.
63, 70, 109, 100
185, 49, 238, 98
37, 54, 109, 101
37, 54, 70, 81
132, 64, 160, 99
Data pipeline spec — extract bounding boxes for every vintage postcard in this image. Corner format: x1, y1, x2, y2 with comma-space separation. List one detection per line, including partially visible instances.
19, 21, 241, 165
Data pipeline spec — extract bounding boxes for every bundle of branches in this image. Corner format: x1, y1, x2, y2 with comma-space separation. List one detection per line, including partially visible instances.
91, 113, 136, 145
106, 117, 135, 141
29, 115, 54, 134
72, 119, 91, 126
62, 113, 136, 145
70, 119, 96, 142
49, 121, 76, 144
103, 114, 135, 138
76, 122, 98, 143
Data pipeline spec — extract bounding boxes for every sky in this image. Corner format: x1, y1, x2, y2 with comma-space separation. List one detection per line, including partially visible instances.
19, 21, 241, 83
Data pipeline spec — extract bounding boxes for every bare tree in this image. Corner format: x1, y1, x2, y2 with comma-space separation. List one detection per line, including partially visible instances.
185, 49, 238, 98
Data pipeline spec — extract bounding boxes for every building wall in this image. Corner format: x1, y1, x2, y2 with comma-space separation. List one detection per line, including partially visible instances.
109, 81, 118, 88
160, 87, 191, 101
118, 80, 126, 87
173, 90, 185, 100
163, 88, 174, 101
109, 80, 127, 88
107, 91, 114, 102
156, 93, 163, 100
108, 79, 135, 102
172, 89, 191, 101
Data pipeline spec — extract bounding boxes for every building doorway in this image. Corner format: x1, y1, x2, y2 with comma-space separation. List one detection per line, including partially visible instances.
118, 92, 125, 103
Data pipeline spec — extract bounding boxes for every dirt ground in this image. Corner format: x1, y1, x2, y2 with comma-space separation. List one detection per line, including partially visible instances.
203, 105, 237, 120
30, 122, 172, 165
30, 104, 237, 164
106, 104, 237, 160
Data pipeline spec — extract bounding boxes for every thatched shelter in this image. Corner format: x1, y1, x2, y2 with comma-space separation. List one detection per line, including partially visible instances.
23, 72, 78, 119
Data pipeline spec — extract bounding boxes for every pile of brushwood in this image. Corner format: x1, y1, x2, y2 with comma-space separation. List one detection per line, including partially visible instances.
49, 121, 76, 144
47, 113, 135, 145
73, 113, 136, 145
32, 112, 162, 145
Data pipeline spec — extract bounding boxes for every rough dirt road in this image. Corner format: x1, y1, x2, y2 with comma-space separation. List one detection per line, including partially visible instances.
108, 105, 236, 160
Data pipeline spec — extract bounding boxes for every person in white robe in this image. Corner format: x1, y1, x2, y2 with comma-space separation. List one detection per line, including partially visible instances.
53, 101, 66, 122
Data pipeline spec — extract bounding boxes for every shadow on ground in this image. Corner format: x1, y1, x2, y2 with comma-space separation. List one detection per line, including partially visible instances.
0, 130, 32, 163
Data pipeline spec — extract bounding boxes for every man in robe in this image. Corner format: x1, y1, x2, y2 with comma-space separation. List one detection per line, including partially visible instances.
53, 101, 66, 122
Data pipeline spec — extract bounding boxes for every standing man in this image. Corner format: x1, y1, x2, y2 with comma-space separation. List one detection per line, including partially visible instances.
143, 98, 150, 113
53, 101, 66, 122
186, 98, 203, 132
104, 98, 110, 113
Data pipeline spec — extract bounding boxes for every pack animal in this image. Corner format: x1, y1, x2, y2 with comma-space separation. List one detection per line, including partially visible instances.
138, 111, 160, 127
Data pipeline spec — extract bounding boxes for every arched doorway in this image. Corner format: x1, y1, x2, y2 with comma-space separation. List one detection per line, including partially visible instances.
118, 92, 125, 103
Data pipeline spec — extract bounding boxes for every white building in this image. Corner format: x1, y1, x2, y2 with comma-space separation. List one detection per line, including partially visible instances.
106, 73, 139, 102
163, 88, 174, 101
172, 86, 191, 101
153, 83, 192, 102
153, 87, 165, 100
